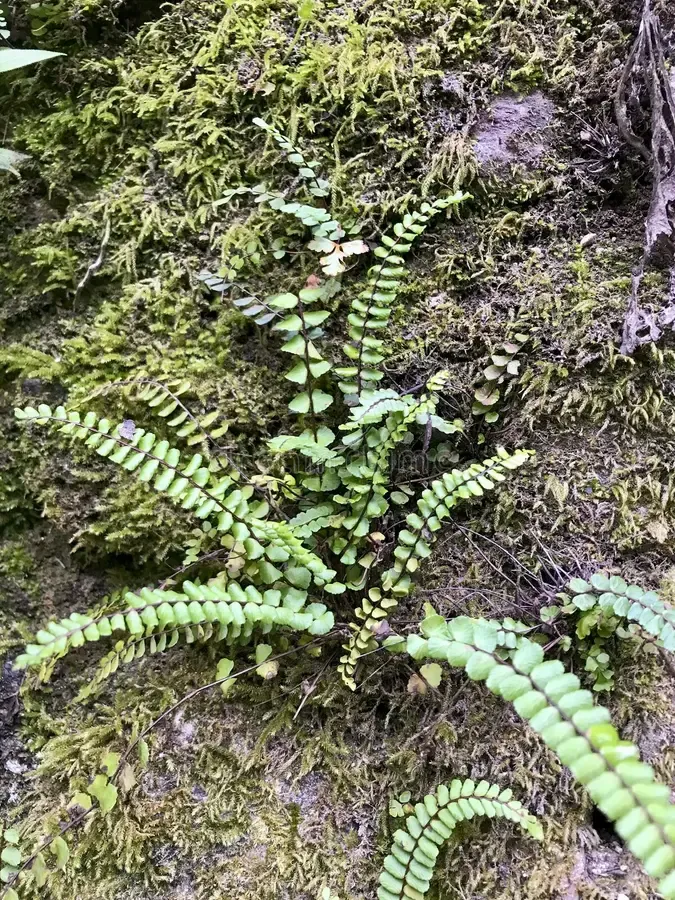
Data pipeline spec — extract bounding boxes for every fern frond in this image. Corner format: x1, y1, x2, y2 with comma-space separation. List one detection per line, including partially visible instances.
253, 117, 330, 199
567, 573, 675, 651
76, 627, 184, 701
15, 580, 334, 672
338, 448, 533, 686
15, 405, 340, 587
288, 504, 337, 537
406, 615, 675, 897
378, 777, 541, 900
472, 333, 528, 424
332, 371, 464, 540
217, 184, 344, 276
335, 193, 468, 398
333, 374, 462, 566
382, 448, 533, 594
125, 379, 229, 447
77, 377, 231, 455
76, 617, 244, 701
269, 287, 335, 426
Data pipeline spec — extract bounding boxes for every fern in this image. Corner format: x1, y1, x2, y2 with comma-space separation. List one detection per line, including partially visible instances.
378, 777, 542, 900
7, 130, 558, 900
252, 117, 331, 199
270, 286, 335, 427
14, 404, 340, 589
336, 193, 467, 399
539, 572, 675, 690
565, 572, 675, 651
472, 333, 528, 424
404, 613, 675, 896
332, 372, 462, 566
217, 119, 369, 279
338, 448, 533, 685
112, 378, 230, 448
15, 578, 333, 677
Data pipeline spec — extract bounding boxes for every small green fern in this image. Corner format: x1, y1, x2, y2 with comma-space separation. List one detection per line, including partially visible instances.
11, 116, 664, 900
539, 571, 675, 691
566, 572, 675, 650
338, 448, 533, 683
404, 613, 675, 896
14, 404, 340, 590
104, 378, 230, 448
472, 333, 528, 424
378, 778, 542, 900
336, 195, 467, 398
15, 578, 333, 677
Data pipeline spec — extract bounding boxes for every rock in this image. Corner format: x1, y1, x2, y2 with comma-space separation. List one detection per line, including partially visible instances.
439, 73, 463, 98
473, 91, 555, 170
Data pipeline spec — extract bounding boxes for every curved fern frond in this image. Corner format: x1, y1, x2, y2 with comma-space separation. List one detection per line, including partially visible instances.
406, 614, 675, 897
338, 448, 533, 687
14, 405, 339, 587
76, 625, 194, 701
335, 193, 468, 398
378, 777, 541, 900
382, 448, 533, 595
567, 572, 675, 652
15, 580, 334, 673
15, 403, 244, 516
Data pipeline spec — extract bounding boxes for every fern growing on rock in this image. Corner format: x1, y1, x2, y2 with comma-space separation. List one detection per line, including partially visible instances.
12, 136, 506, 700
400, 612, 675, 896
9, 118, 675, 900
564, 572, 675, 650
539, 571, 675, 690
378, 777, 542, 900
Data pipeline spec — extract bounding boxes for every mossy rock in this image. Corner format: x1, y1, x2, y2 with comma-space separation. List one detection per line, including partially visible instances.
1, 0, 675, 897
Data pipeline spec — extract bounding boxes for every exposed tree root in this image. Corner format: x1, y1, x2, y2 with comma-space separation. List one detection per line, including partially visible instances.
616, 0, 675, 354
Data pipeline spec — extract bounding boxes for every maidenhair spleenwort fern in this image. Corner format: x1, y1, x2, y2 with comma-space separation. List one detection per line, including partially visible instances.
402, 613, 675, 897
336, 195, 467, 399
83, 377, 231, 449
566, 572, 675, 651
11, 120, 675, 900
14, 404, 341, 590
538, 571, 675, 691
378, 778, 542, 900
15, 579, 333, 682
338, 448, 533, 684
